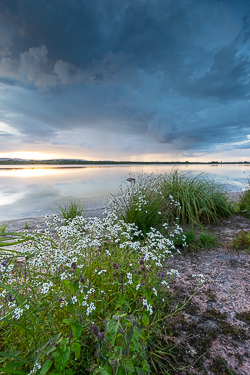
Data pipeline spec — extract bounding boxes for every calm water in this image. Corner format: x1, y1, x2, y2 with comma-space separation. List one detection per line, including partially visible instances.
0, 164, 249, 220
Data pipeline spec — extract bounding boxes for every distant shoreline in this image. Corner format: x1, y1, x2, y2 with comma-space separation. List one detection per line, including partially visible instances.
0, 160, 250, 165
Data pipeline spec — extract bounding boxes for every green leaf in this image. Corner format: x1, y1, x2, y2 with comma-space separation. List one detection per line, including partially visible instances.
107, 318, 119, 335
117, 368, 126, 375
145, 290, 151, 300
65, 369, 74, 375
120, 357, 135, 373
70, 281, 79, 295
62, 319, 75, 325
40, 359, 53, 375
1, 319, 32, 335
0, 368, 27, 374
72, 322, 82, 340
0, 351, 28, 363
99, 368, 111, 375
60, 341, 67, 352
66, 302, 73, 314
54, 347, 70, 372
141, 315, 149, 327
71, 342, 81, 360
135, 367, 146, 375
63, 280, 70, 286
126, 326, 134, 344
93, 367, 111, 375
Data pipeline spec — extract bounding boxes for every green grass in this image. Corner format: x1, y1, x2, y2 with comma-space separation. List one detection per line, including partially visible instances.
0, 224, 7, 235
160, 170, 235, 225
55, 198, 85, 223
109, 174, 166, 235
232, 230, 250, 252
197, 232, 217, 248
238, 189, 250, 217
171, 227, 217, 252
109, 171, 235, 236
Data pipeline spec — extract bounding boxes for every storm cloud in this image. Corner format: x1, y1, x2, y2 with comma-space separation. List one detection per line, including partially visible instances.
0, 0, 250, 160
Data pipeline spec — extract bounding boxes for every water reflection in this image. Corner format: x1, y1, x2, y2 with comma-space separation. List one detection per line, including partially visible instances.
0, 164, 249, 220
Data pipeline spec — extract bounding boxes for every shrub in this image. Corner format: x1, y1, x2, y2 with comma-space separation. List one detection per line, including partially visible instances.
0, 212, 203, 374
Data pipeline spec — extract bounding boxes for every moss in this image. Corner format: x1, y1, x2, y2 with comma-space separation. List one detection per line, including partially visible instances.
209, 356, 236, 374
203, 309, 248, 341
236, 310, 250, 325
169, 307, 249, 373
205, 288, 217, 302
184, 302, 200, 315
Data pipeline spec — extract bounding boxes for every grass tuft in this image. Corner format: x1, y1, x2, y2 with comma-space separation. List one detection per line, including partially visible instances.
55, 198, 85, 223
198, 232, 217, 248
161, 170, 235, 225
0, 223, 7, 234
109, 171, 234, 236
238, 189, 250, 217
109, 174, 166, 235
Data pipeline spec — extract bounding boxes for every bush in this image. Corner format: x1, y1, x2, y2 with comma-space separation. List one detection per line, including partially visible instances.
0, 212, 202, 374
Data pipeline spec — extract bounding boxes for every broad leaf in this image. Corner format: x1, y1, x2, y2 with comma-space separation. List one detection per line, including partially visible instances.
40, 359, 53, 375
72, 322, 82, 340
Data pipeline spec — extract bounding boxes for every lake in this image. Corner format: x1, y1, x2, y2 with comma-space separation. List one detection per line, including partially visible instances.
0, 164, 249, 220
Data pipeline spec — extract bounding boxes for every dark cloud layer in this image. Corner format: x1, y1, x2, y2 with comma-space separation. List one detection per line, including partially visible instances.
0, 0, 250, 158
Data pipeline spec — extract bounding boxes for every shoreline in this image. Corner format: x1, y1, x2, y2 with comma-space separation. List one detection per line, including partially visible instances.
0, 206, 106, 233
0, 192, 243, 233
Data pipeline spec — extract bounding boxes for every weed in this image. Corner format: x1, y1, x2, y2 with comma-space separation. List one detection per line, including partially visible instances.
231, 230, 250, 252
24, 221, 29, 229
0, 224, 7, 234
55, 198, 85, 223
209, 356, 236, 374
238, 189, 250, 217
198, 232, 217, 248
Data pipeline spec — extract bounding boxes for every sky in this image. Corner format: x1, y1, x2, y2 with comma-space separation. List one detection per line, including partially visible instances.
0, 0, 250, 162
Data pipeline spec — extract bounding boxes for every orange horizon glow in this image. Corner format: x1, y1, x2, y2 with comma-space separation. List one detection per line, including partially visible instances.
0, 150, 249, 163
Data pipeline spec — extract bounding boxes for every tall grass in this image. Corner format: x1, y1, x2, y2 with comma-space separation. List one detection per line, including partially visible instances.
108, 174, 167, 235
238, 175, 250, 217
108, 171, 234, 231
55, 198, 85, 223
162, 170, 234, 224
